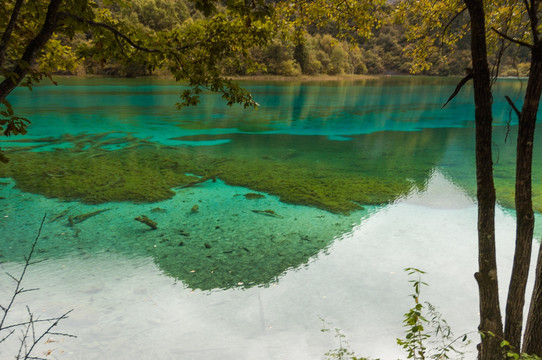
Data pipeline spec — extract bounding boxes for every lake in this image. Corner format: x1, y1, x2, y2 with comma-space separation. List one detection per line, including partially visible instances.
0, 76, 541, 359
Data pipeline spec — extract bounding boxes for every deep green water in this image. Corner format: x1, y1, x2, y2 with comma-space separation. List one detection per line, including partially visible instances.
0, 76, 541, 359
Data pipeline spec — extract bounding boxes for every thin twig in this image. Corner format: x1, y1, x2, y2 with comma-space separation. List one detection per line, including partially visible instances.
0, 214, 46, 330
23, 310, 74, 358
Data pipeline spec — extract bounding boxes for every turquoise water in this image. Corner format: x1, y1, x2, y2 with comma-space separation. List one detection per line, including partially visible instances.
0, 76, 541, 359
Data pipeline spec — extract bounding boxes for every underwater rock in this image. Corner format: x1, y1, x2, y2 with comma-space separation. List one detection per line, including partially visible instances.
251, 209, 283, 218
151, 207, 167, 213
68, 208, 111, 226
135, 215, 158, 230
244, 193, 265, 200
191, 204, 199, 213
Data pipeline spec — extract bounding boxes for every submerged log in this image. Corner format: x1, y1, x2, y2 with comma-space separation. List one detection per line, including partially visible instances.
179, 172, 222, 189
251, 209, 283, 218
135, 215, 157, 230
68, 208, 111, 226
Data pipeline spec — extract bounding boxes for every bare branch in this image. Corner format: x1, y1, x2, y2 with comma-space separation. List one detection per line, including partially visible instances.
0, 329, 15, 344
491, 27, 533, 49
5, 271, 20, 283
1, 315, 73, 332
505, 95, 522, 120
0, 214, 46, 330
442, 70, 473, 108
23, 310, 74, 358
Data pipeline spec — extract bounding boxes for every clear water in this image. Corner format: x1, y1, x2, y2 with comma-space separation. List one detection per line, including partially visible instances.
0, 76, 541, 359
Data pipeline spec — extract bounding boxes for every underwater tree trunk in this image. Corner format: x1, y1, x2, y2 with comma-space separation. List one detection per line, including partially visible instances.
463, 1, 504, 359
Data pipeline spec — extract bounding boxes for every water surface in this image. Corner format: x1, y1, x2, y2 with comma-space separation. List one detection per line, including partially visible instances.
0, 76, 541, 359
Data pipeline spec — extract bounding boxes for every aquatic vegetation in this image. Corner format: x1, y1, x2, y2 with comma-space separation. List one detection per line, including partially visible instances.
0, 131, 437, 214
0, 133, 198, 204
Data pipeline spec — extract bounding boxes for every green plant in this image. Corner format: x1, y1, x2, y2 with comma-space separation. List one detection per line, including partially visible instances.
320, 317, 375, 360
479, 334, 542, 360
397, 268, 430, 359
397, 268, 471, 360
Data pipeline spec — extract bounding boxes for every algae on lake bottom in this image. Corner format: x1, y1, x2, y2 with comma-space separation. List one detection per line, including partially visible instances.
2, 128, 541, 290
0, 131, 436, 213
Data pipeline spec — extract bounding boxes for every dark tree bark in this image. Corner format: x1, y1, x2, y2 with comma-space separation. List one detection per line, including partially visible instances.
463, 0, 504, 359
523, 241, 542, 354
0, 0, 63, 103
505, 40, 542, 352
519, 40, 542, 356
0, 0, 26, 68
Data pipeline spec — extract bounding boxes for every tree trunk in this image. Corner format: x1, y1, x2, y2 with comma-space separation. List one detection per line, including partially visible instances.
463, 0, 504, 359
523, 242, 542, 355
0, 0, 62, 102
505, 40, 542, 352
0, 0, 26, 68
520, 41, 542, 356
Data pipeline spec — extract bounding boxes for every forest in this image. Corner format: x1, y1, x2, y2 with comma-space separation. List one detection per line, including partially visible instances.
58, 0, 530, 78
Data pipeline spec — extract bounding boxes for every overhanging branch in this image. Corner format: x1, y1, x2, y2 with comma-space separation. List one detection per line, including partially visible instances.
0, 0, 26, 68
58, 12, 161, 53
491, 27, 533, 49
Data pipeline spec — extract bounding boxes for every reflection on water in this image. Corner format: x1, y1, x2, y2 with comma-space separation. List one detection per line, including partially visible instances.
0, 76, 541, 358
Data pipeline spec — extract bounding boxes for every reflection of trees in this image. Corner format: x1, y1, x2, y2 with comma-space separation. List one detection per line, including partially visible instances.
437, 125, 542, 214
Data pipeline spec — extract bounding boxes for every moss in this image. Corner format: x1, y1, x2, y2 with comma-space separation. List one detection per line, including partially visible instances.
0, 131, 441, 213
0, 145, 197, 204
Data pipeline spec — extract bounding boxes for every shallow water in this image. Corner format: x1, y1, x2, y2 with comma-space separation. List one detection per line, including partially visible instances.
0, 76, 541, 359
